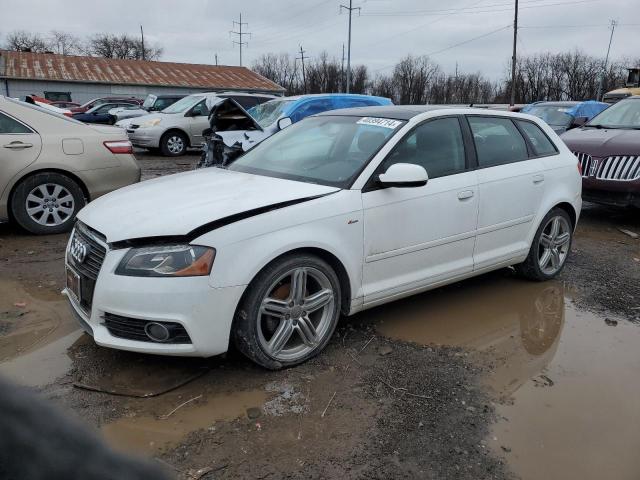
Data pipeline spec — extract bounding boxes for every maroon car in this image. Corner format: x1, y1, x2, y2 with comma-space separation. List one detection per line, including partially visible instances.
70, 96, 142, 114
561, 96, 640, 207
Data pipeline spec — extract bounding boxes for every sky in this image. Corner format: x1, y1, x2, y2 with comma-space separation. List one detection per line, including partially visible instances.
1, 0, 639, 80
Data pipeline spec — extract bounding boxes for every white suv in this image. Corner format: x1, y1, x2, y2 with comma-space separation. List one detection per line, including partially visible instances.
65, 106, 581, 369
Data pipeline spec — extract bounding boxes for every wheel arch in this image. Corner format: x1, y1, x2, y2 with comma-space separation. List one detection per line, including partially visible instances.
238, 246, 353, 316
552, 201, 577, 230
160, 128, 191, 147
7, 168, 90, 220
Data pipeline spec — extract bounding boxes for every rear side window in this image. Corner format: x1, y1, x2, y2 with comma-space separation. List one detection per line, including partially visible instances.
0, 112, 32, 134
468, 116, 529, 167
516, 120, 558, 156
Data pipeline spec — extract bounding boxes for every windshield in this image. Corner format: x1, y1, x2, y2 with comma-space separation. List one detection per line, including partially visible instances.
162, 95, 205, 114
589, 99, 640, 128
247, 99, 294, 128
142, 95, 157, 109
526, 105, 573, 127
228, 115, 404, 187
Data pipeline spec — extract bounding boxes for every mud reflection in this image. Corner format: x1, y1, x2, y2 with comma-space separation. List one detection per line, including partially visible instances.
374, 273, 565, 396
0, 279, 81, 387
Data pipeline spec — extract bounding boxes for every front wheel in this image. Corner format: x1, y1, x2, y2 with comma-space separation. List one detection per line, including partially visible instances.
515, 208, 573, 281
160, 131, 187, 156
233, 254, 341, 370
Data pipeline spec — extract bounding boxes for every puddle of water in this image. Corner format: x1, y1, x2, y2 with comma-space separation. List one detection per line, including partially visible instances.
0, 279, 80, 387
373, 273, 640, 480
101, 388, 268, 455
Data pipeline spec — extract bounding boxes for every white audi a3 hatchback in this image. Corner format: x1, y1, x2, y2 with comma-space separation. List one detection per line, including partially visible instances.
64, 106, 581, 369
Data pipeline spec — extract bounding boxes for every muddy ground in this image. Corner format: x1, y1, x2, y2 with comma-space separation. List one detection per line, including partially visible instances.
1, 151, 639, 480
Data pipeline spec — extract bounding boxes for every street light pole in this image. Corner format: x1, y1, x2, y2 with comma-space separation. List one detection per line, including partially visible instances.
597, 20, 617, 101
510, 0, 518, 107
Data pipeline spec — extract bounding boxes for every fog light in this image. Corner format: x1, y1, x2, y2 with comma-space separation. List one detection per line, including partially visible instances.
144, 322, 170, 342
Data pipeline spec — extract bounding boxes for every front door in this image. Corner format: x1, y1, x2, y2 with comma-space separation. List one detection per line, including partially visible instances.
188, 100, 210, 147
362, 116, 479, 306
0, 111, 42, 200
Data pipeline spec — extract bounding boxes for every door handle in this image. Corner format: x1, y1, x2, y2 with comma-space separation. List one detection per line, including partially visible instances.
457, 190, 474, 200
3, 142, 33, 150
532, 174, 545, 184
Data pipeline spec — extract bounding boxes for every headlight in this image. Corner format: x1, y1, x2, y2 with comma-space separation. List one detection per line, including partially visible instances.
115, 245, 215, 277
139, 118, 162, 128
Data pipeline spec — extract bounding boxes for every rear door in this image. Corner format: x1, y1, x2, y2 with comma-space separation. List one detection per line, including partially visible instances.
467, 115, 546, 270
0, 111, 42, 202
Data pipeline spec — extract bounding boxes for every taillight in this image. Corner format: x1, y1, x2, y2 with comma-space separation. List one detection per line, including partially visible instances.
577, 161, 582, 176
104, 140, 133, 154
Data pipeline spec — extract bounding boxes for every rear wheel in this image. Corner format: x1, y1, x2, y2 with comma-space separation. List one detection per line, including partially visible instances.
160, 131, 187, 156
515, 208, 573, 281
233, 254, 341, 370
11, 172, 86, 234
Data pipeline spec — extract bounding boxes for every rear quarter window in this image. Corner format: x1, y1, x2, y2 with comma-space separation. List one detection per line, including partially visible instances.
0, 112, 32, 134
516, 120, 558, 156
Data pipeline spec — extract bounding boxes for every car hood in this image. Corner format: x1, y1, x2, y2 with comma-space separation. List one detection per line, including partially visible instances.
77, 168, 340, 243
560, 127, 640, 157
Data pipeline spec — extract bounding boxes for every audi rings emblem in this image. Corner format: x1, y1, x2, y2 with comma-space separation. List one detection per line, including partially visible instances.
69, 236, 90, 264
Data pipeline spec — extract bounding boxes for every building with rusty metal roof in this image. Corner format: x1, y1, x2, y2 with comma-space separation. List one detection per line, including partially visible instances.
0, 50, 284, 103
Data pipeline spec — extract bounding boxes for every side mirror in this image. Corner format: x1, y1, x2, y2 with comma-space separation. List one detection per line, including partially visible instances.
277, 117, 293, 130
378, 163, 428, 188
571, 116, 588, 128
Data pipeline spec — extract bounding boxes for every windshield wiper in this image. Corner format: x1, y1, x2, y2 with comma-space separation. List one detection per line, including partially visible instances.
583, 124, 604, 129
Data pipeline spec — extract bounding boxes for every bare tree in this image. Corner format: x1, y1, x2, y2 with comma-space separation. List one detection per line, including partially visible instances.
252, 53, 301, 94
5, 30, 50, 52
47, 30, 82, 55
87, 33, 162, 60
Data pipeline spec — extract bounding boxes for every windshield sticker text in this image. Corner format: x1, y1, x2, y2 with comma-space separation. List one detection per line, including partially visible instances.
357, 117, 403, 129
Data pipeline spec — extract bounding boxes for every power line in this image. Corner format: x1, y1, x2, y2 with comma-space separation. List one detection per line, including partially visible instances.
230, 13, 251, 66
340, 0, 361, 93
373, 24, 512, 73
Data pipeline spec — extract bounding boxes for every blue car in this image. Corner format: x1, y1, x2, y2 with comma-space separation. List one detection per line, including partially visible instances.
199, 93, 393, 167
521, 100, 609, 133
72, 102, 140, 125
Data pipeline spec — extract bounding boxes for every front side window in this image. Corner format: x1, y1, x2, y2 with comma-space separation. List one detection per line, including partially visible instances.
516, 120, 558, 156
228, 115, 403, 187
380, 117, 466, 179
468, 116, 529, 167
0, 112, 32, 134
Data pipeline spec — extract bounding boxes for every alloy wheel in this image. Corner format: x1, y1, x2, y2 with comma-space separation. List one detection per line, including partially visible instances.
537, 215, 571, 276
257, 267, 335, 362
166, 135, 185, 154
25, 183, 75, 227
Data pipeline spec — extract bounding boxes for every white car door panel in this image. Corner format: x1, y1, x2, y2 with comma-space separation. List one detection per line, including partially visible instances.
468, 116, 545, 269
361, 116, 478, 304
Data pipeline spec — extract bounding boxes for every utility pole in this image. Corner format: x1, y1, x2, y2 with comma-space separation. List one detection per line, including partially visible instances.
140, 25, 145, 61
510, 0, 518, 106
341, 43, 346, 92
340, 1, 361, 93
215, 53, 218, 66
597, 19, 618, 101
297, 46, 308, 94
230, 13, 251, 66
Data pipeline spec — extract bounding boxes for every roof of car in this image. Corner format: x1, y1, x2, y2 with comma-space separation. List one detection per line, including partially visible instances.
278, 93, 390, 102
527, 101, 581, 107
317, 105, 460, 120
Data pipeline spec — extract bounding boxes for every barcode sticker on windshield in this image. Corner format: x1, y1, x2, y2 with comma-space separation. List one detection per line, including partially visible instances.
357, 117, 403, 129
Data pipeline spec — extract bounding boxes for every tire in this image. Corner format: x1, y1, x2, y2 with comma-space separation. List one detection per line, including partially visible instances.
232, 254, 342, 370
160, 131, 188, 156
11, 172, 86, 235
515, 208, 573, 281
